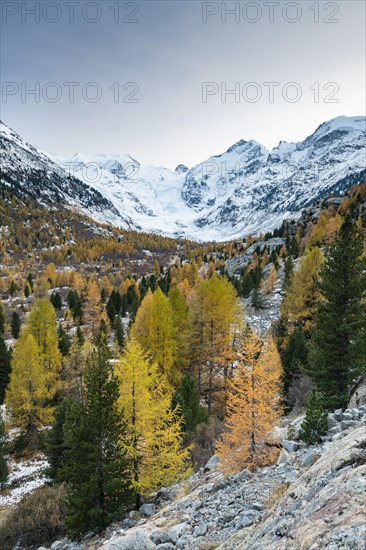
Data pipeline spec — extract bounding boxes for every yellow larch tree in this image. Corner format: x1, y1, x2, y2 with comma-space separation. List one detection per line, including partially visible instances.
168, 285, 190, 372
115, 339, 190, 504
216, 332, 283, 473
130, 287, 178, 384
282, 246, 324, 332
6, 333, 55, 431
189, 274, 240, 413
27, 297, 62, 393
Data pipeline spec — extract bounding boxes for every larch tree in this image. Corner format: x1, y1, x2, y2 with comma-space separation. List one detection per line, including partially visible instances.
6, 333, 54, 432
216, 331, 283, 473
282, 247, 324, 332
130, 287, 178, 385
168, 285, 190, 372
189, 274, 240, 413
116, 339, 189, 505
261, 265, 278, 295
84, 280, 103, 334
27, 298, 62, 394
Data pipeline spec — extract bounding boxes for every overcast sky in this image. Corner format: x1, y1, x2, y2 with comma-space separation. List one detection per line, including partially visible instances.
1, 0, 365, 168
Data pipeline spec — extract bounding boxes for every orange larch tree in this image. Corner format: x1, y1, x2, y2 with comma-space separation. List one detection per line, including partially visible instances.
216, 331, 283, 473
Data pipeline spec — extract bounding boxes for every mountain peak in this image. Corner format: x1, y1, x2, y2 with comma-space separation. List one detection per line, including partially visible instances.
175, 164, 189, 174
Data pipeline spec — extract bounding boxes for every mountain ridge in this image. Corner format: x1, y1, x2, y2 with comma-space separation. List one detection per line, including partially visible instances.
1, 116, 365, 242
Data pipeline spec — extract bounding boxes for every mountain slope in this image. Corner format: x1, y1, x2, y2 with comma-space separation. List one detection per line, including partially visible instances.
0, 122, 130, 229
1, 117, 365, 241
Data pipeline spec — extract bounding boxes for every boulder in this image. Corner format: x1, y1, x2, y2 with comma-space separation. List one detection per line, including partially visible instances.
327, 413, 339, 430
156, 544, 175, 550
301, 449, 321, 468
139, 503, 156, 517
333, 408, 343, 421
277, 448, 290, 465
157, 487, 170, 501
193, 523, 208, 537
204, 454, 219, 472
328, 425, 342, 436
160, 523, 187, 545
281, 440, 300, 453
341, 420, 356, 430
248, 502, 263, 511
237, 515, 253, 529
104, 530, 157, 550
176, 536, 194, 549
284, 469, 298, 483
348, 377, 366, 408
51, 543, 63, 550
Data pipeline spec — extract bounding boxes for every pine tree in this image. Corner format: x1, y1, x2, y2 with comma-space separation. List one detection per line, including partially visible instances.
251, 284, 263, 309
11, 311, 21, 339
0, 412, 8, 490
116, 339, 189, 504
307, 215, 366, 409
282, 255, 294, 293
299, 388, 328, 444
24, 284, 30, 298
172, 374, 207, 432
76, 326, 85, 346
58, 325, 71, 356
113, 315, 125, 350
216, 332, 283, 473
0, 302, 5, 335
240, 271, 253, 298
8, 280, 18, 297
0, 336, 11, 405
281, 327, 308, 404
50, 292, 62, 310
46, 397, 75, 481
63, 338, 133, 538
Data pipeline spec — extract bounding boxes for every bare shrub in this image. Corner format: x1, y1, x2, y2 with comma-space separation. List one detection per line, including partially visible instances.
0, 483, 67, 550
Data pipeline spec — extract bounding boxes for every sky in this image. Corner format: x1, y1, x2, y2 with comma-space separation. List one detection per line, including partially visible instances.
1, 0, 365, 169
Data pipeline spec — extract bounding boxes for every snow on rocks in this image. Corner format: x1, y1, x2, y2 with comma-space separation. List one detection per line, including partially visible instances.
0, 455, 49, 507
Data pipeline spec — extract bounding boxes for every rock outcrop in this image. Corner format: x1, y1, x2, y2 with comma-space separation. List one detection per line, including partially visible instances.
218, 425, 366, 549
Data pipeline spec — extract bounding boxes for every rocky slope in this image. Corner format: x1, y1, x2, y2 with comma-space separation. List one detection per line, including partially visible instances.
40, 401, 366, 550
1, 117, 365, 241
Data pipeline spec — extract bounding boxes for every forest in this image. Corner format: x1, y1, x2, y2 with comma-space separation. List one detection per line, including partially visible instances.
0, 182, 365, 548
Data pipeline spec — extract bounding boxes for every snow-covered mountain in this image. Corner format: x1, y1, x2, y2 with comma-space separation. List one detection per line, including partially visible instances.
0, 123, 130, 228
1, 117, 365, 241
